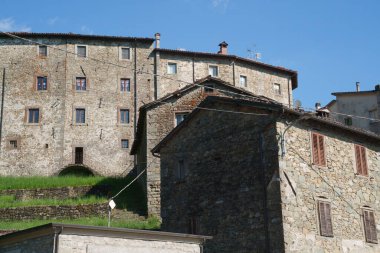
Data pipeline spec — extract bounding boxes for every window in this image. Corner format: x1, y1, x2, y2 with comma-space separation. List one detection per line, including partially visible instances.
240, 75, 247, 87
36, 76, 47, 91
176, 160, 185, 181
38, 45, 47, 57
209, 65, 218, 77
204, 84, 215, 93
120, 47, 130, 60
344, 117, 352, 126
167, 63, 177, 74
76, 77, 86, 91
75, 147, 84, 164
175, 113, 188, 126
355, 144, 368, 176
312, 132, 326, 166
120, 109, 130, 124
75, 108, 86, 124
77, 45, 87, 58
9, 140, 17, 149
121, 139, 129, 149
363, 209, 378, 243
273, 83, 281, 95
318, 201, 333, 237
28, 108, 40, 124
120, 78, 130, 92
188, 217, 198, 235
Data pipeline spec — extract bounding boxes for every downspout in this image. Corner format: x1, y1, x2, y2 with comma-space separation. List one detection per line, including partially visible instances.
52, 226, 63, 253
287, 76, 292, 108
192, 58, 195, 82
259, 132, 270, 253
232, 61, 235, 86
134, 39, 137, 139
0, 68, 5, 153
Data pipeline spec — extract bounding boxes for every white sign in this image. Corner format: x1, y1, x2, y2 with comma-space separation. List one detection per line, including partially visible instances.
109, 199, 116, 209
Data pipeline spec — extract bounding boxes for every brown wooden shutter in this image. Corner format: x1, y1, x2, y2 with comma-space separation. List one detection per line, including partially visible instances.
318, 201, 333, 237
312, 133, 320, 165
355, 145, 362, 175
355, 145, 368, 176
360, 146, 368, 176
312, 133, 326, 166
318, 135, 326, 166
364, 210, 378, 243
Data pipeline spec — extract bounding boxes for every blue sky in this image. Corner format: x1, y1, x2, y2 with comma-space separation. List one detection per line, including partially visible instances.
1, 0, 379, 109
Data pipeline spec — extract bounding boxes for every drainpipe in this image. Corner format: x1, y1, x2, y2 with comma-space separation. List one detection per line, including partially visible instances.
52, 226, 63, 253
287, 76, 291, 108
232, 61, 235, 86
192, 58, 195, 82
0, 68, 5, 153
259, 132, 270, 253
133, 39, 137, 139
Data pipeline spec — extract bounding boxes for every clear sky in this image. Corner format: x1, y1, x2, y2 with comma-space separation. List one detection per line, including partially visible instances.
1, 0, 379, 109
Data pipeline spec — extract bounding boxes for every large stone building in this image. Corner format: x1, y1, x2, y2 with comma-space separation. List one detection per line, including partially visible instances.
326, 83, 380, 135
153, 96, 380, 252
0, 32, 298, 179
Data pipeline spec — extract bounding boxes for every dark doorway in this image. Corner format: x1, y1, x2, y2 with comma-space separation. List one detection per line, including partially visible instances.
75, 147, 84, 164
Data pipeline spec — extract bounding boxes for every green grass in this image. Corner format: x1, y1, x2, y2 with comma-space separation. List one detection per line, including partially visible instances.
0, 176, 106, 190
0, 195, 107, 208
0, 216, 161, 230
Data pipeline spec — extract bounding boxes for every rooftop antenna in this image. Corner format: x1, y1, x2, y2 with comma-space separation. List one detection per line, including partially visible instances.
247, 43, 262, 61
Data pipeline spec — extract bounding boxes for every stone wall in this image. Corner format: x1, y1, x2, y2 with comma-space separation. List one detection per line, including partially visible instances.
279, 120, 380, 252
0, 185, 110, 200
159, 106, 283, 253
0, 203, 108, 220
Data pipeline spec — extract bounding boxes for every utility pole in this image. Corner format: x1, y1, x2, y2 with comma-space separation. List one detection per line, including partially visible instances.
0, 68, 5, 153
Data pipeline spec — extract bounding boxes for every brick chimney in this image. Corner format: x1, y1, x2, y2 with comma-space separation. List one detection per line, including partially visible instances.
218, 41, 228, 55
155, 33, 161, 49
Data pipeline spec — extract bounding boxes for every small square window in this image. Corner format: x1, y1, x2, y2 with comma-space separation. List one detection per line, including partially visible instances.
77, 45, 87, 58
175, 113, 189, 126
121, 139, 129, 149
204, 84, 215, 93
120, 79, 130, 92
273, 83, 281, 95
209, 66, 218, 77
37, 76, 47, 91
121, 48, 130, 60
75, 108, 86, 124
240, 75, 247, 87
28, 108, 40, 124
9, 140, 17, 149
76, 77, 87, 91
120, 109, 130, 124
344, 117, 352, 126
167, 63, 177, 74
38, 46, 47, 57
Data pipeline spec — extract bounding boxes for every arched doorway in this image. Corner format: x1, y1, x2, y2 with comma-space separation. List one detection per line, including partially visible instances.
58, 164, 96, 176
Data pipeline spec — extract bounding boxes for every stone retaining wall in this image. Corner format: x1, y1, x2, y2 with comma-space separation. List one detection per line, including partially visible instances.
0, 185, 110, 200
0, 203, 108, 220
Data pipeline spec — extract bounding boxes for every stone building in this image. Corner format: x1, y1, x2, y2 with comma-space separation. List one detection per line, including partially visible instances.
153, 96, 380, 252
0, 223, 211, 253
0, 32, 297, 202
326, 83, 380, 135
131, 76, 263, 215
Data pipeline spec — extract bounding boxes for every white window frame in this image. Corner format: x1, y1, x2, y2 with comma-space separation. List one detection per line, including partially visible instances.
75, 44, 88, 58
208, 65, 219, 77
167, 62, 177, 75
174, 111, 190, 127
119, 47, 131, 60
37, 45, 48, 57
240, 75, 247, 87
273, 83, 281, 95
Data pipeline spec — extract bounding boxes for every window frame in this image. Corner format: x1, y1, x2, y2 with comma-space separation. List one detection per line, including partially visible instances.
311, 132, 327, 167
75, 77, 87, 91
354, 144, 368, 176
119, 47, 131, 60
273, 83, 281, 95
36, 76, 48, 91
25, 107, 41, 125
118, 108, 130, 124
120, 78, 131, 92
208, 65, 219, 77
37, 45, 48, 57
239, 75, 247, 87
174, 111, 190, 127
121, 139, 129, 149
176, 159, 186, 183
344, 117, 353, 126
203, 84, 215, 94
76, 45, 88, 58
317, 199, 334, 237
188, 216, 199, 235
362, 207, 378, 244
74, 107, 86, 125
167, 62, 177, 75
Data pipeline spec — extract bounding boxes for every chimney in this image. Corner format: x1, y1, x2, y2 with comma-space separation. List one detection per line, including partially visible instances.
356, 82, 360, 92
315, 102, 321, 110
218, 41, 228, 55
155, 33, 161, 49
375, 84, 380, 91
